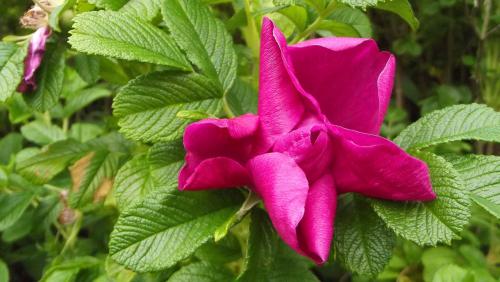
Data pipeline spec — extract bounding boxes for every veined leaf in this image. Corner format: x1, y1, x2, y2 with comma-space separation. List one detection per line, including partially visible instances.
120, 0, 162, 21
0, 43, 27, 102
63, 87, 111, 117
69, 11, 190, 70
113, 71, 223, 143
169, 262, 234, 282
0, 191, 33, 231
335, 195, 395, 277
114, 140, 184, 210
372, 151, 470, 246
238, 209, 319, 282
88, 0, 128, 10
162, 0, 237, 92
26, 45, 66, 111
109, 188, 243, 272
321, 7, 372, 37
16, 139, 87, 184
69, 150, 124, 208
375, 0, 419, 31
226, 79, 258, 116
448, 154, 500, 218
20, 121, 66, 146
395, 104, 500, 150
339, 0, 382, 9
69, 123, 104, 143
74, 54, 100, 84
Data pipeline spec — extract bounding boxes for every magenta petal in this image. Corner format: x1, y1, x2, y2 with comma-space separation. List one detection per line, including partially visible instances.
183, 114, 259, 162
328, 125, 436, 201
287, 38, 396, 134
257, 18, 310, 151
179, 156, 250, 190
297, 174, 336, 264
179, 114, 259, 190
18, 26, 51, 93
247, 152, 309, 256
274, 125, 334, 182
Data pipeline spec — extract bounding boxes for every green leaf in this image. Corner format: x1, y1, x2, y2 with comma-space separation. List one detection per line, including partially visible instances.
16, 139, 87, 184
109, 189, 243, 272
74, 54, 100, 84
169, 262, 234, 282
63, 86, 112, 117
69, 11, 190, 70
395, 104, 500, 150
25, 45, 66, 112
339, 0, 382, 9
372, 151, 470, 246
6, 93, 33, 124
334, 195, 395, 277
20, 121, 66, 146
69, 150, 124, 208
0, 43, 27, 102
40, 257, 101, 282
432, 264, 472, 282
226, 79, 257, 115
238, 209, 319, 282
2, 208, 34, 242
195, 234, 242, 264
0, 133, 23, 165
114, 140, 184, 210
375, 0, 419, 31
120, 0, 162, 21
421, 247, 460, 282
162, 0, 237, 92
0, 259, 8, 282
69, 123, 104, 143
321, 7, 372, 37
88, 0, 128, 10
0, 191, 34, 231
447, 154, 500, 218
113, 71, 222, 143
49, 0, 77, 31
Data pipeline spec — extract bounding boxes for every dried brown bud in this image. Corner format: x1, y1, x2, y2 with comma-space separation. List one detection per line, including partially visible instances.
20, 5, 48, 30
58, 207, 76, 225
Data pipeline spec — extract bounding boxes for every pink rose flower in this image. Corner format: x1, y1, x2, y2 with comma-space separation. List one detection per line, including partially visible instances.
179, 18, 436, 264
17, 26, 51, 93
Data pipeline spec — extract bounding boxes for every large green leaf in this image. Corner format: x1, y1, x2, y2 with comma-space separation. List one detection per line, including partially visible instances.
120, 0, 162, 21
339, 0, 382, 8
16, 139, 87, 184
162, 0, 237, 92
0, 133, 23, 165
0, 43, 26, 102
320, 7, 372, 37
334, 195, 395, 277
69, 150, 124, 208
109, 189, 243, 272
169, 262, 234, 282
114, 140, 184, 210
113, 71, 222, 143
69, 11, 190, 70
372, 151, 470, 246
63, 86, 111, 117
395, 104, 500, 150
88, 0, 128, 10
20, 121, 66, 146
0, 191, 34, 231
25, 45, 65, 111
448, 155, 500, 218
238, 209, 319, 282
74, 54, 100, 84
375, 0, 419, 31
225, 79, 257, 116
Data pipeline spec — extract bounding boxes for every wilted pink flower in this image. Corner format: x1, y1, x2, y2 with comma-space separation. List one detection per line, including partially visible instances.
17, 26, 51, 93
179, 18, 436, 263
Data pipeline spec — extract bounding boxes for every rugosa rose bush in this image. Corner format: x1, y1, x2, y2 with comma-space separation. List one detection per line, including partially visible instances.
179, 18, 436, 263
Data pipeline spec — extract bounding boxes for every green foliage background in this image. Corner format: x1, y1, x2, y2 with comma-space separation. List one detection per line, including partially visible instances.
0, 0, 498, 281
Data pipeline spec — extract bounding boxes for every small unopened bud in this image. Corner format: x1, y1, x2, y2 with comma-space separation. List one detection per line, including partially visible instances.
20, 5, 48, 30
58, 207, 76, 225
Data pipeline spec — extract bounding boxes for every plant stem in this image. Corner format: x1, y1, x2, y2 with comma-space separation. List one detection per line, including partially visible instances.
290, 0, 339, 44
